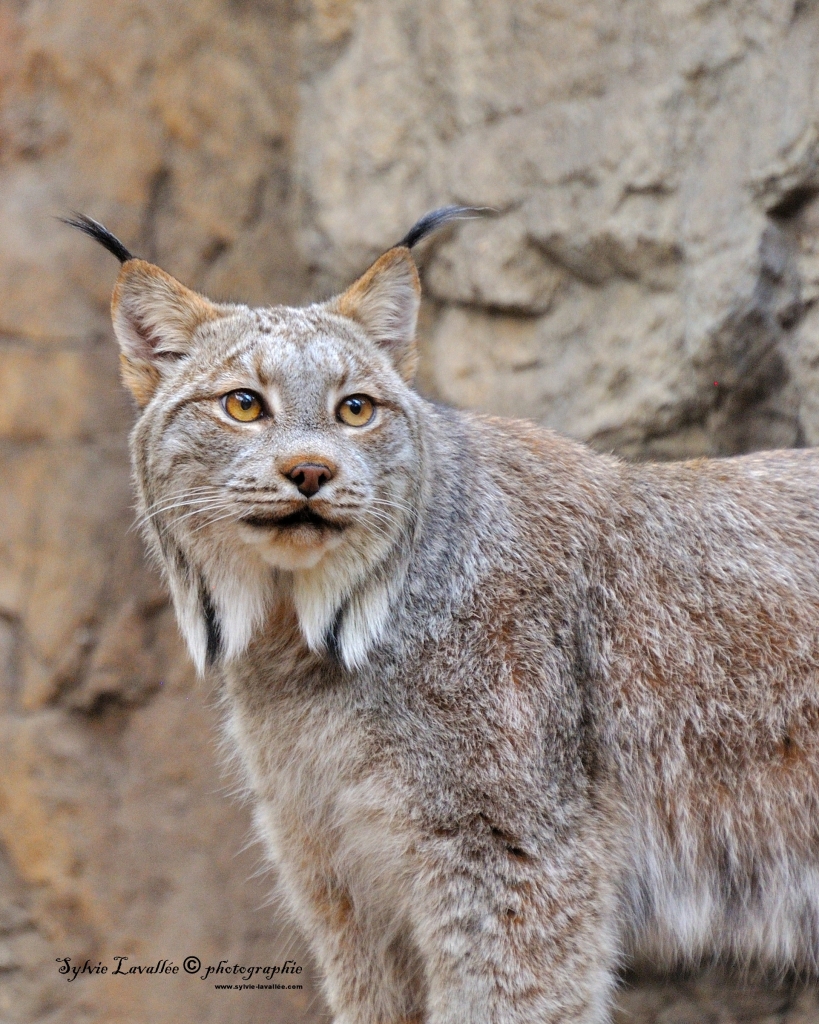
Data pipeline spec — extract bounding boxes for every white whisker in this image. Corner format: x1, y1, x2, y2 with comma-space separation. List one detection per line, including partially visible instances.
172, 501, 237, 526
189, 508, 242, 534
369, 496, 415, 515
136, 495, 226, 524
143, 485, 224, 511
132, 499, 234, 534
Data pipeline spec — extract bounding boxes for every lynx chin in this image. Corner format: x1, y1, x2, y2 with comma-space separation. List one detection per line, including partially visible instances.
69, 206, 819, 1023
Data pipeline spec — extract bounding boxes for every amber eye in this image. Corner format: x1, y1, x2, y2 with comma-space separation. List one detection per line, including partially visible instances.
222, 390, 264, 423
337, 395, 375, 427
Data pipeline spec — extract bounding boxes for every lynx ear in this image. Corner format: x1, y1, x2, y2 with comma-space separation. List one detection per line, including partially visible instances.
112, 260, 223, 406
333, 247, 421, 381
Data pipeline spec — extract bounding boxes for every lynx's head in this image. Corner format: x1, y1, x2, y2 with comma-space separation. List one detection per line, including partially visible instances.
66, 208, 477, 673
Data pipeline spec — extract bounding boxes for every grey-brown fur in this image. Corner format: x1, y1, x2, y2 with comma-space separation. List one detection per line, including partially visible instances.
72, 210, 819, 1022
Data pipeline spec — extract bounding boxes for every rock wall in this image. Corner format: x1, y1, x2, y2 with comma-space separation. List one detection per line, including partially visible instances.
297, 0, 819, 461
2, 0, 819, 1021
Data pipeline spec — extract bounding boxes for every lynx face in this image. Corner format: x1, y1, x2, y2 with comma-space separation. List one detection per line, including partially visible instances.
225, 327, 412, 573
140, 305, 419, 571
102, 243, 430, 674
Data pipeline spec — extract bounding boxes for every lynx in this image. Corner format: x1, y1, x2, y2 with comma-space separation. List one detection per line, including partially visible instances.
68, 207, 819, 1024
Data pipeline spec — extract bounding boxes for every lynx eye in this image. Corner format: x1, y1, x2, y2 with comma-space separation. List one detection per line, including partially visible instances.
337, 395, 375, 427
222, 390, 265, 423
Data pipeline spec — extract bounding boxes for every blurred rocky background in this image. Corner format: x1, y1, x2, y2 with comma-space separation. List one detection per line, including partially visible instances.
1, 0, 819, 1021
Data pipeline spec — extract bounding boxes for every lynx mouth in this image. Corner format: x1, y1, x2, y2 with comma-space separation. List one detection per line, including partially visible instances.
241, 507, 346, 532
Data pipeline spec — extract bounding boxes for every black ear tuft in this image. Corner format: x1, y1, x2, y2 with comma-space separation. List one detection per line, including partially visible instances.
395, 205, 493, 250
60, 212, 135, 264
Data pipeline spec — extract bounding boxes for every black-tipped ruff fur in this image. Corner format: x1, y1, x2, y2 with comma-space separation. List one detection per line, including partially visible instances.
60, 213, 135, 263
200, 586, 223, 666
324, 604, 346, 663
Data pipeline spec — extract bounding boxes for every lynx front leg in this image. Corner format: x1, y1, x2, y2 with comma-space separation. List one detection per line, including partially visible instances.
411, 830, 619, 1024
318, 907, 424, 1024
276, 856, 424, 1024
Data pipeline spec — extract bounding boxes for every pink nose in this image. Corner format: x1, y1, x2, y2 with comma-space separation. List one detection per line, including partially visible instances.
285, 462, 334, 497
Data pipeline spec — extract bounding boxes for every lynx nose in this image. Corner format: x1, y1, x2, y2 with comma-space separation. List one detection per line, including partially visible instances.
286, 462, 335, 497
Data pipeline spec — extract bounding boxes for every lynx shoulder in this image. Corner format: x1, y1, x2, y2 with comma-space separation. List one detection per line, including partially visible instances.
69, 209, 819, 1024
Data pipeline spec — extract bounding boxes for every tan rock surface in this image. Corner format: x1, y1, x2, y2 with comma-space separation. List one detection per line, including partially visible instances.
297, 0, 819, 462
